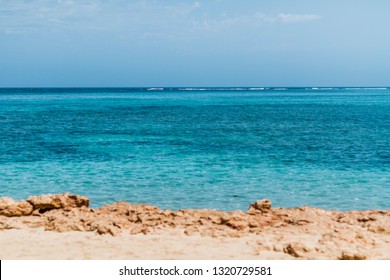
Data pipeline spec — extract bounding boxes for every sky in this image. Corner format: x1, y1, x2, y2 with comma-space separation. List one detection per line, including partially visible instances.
1, 0, 390, 87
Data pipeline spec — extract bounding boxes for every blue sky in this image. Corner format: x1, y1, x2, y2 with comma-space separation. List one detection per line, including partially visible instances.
1, 0, 389, 87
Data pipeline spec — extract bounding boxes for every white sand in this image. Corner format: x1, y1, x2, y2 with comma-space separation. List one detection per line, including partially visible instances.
0, 228, 294, 260
1, 227, 389, 260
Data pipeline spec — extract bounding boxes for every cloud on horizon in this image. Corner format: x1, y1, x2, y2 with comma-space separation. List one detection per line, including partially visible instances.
277, 13, 322, 23
0, 0, 322, 38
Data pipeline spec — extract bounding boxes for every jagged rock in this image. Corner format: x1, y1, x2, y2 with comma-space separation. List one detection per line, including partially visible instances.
283, 242, 309, 258
284, 218, 311, 226
339, 252, 366, 260
130, 225, 149, 235
27, 193, 89, 212
97, 225, 116, 236
0, 197, 33, 217
1, 193, 390, 259
0, 197, 15, 205
224, 217, 248, 230
249, 199, 272, 213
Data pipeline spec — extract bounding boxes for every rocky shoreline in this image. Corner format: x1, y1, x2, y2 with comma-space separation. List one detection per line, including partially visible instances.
1, 193, 389, 259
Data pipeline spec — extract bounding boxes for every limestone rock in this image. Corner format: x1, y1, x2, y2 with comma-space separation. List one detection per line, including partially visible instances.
1, 193, 390, 260
27, 193, 89, 212
0, 197, 15, 205
97, 225, 116, 236
0, 197, 33, 217
283, 242, 309, 258
249, 199, 272, 213
339, 252, 366, 260
224, 217, 249, 230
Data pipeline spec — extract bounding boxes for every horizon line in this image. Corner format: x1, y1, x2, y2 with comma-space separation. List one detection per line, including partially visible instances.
0, 86, 389, 89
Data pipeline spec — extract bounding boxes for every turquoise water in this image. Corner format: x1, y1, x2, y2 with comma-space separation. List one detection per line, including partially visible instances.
0, 87, 389, 211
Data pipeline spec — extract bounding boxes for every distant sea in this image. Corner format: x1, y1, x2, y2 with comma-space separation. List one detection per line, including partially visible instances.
0, 87, 389, 211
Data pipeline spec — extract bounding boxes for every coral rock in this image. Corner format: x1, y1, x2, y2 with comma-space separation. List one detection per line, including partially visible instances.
249, 199, 272, 213
27, 193, 89, 212
283, 242, 309, 258
339, 252, 366, 260
0, 197, 33, 217
224, 217, 248, 230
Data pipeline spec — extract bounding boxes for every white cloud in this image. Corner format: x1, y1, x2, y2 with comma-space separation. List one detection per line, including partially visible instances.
0, 0, 105, 34
191, 11, 322, 32
277, 13, 322, 23
0, 1, 322, 40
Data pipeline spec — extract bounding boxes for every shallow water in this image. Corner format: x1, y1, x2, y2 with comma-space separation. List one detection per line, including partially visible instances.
1, 87, 389, 210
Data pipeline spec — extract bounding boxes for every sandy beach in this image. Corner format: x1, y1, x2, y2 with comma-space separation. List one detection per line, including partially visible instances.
1, 193, 389, 260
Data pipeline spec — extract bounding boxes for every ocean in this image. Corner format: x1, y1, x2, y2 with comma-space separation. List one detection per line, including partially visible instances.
0, 87, 389, 211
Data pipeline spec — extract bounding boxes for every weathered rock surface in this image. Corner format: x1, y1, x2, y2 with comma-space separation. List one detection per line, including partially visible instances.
0, 197, 33, 217
283, 242, 310, 258
249, 199, 272, 213
27, 193, 89, 212
339, 252, 367, 260
0, 194, 389, 259
0, 193, 89, 217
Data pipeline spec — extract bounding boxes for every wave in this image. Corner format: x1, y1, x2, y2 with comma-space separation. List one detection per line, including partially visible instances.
305, 87, 336, 90
249, 88, 265, 90
178, 88, 249, 91
147, 88, 164, 91
178, 88, 207, 91
345, 87, 388, 91
302, 87, 389, 91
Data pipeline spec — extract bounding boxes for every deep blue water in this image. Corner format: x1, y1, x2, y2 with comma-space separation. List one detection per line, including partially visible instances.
0, 87, 389, 211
